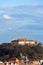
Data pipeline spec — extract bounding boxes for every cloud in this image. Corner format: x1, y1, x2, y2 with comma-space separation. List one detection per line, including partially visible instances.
3, 14, 12, 20
8, 27, 12, 31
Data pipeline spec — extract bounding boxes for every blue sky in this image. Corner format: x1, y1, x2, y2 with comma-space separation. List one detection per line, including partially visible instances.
0, 0, 43, 43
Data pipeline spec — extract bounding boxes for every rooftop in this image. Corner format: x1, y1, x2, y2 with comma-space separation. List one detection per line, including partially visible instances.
17, 38, 27, 41
11, 38, 34, 42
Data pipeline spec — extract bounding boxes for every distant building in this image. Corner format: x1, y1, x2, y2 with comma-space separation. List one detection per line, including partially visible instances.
0, 62, 14, 65
0, 60, 40, 65
11, 38, 35, 45
29, 61, 39, 65
0, 61, 4, 65
39, 60, 43, 65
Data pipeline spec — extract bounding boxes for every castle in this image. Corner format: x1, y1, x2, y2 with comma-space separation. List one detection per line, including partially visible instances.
11, 38, 35, 45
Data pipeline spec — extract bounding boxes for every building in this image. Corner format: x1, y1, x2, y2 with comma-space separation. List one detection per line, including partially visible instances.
0, 62, 14, 65
11, 38, 35, 45
0, 61, 4, 65
0, 58, 25, 65
29, 61, 39, 65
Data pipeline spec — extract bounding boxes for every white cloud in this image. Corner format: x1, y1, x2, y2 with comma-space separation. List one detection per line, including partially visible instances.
8, 27, 12, 31
3, 14, 12, 20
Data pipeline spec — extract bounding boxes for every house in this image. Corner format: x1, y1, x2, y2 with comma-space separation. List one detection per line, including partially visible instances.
0, 57, 16, 65
29, 61, 39, 65
11, 38, 35, 45
39, 60, 43, 65
0, 61, 4, 65
0, 62, 14, 65
15, 58, 25, 65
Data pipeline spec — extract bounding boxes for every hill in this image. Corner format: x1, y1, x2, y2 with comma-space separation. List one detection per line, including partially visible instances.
0, 42, 43, 61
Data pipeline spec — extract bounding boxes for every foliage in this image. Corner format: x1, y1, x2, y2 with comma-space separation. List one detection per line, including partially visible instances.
0, 43, 43, 61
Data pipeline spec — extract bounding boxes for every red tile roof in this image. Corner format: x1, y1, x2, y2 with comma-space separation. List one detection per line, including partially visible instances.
17, 38, 27, 41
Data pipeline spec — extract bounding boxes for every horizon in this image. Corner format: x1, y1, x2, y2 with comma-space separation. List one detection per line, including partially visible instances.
0, 0, 43, 43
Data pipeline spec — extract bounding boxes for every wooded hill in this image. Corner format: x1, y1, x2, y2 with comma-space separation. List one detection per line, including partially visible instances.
0, 43, 43, 61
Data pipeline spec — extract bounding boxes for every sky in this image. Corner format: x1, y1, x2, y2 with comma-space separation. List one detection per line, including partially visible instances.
0, 0, 43, 43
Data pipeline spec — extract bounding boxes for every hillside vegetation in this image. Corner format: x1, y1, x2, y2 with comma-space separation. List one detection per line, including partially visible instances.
0, 43, 43, 61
